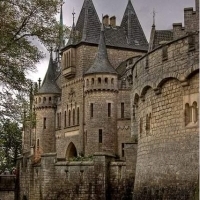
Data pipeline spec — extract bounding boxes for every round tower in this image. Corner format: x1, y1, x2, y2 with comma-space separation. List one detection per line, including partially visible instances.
84, 24, 118, 155
34, 52, 61, 159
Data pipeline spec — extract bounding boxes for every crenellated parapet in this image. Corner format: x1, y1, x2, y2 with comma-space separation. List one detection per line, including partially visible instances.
127, 32, 199, 100
84, 74, 118, 93
34, 94, 59, 110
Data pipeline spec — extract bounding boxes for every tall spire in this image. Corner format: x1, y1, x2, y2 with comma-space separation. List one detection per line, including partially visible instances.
85, 21, 117, 75
59, 1, 65, 49
37, 50, 61, 94
67, 9, 76, 45
121, 0, 148, 46
148, 9, 156, 51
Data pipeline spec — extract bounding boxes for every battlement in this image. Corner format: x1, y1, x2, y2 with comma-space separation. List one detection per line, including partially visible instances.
84, 74, 118, 93
34, 94, 58, 109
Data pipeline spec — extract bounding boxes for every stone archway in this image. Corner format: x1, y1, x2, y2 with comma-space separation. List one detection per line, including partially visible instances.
66, 142, 77, 160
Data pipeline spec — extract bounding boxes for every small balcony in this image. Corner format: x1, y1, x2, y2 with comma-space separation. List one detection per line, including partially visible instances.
63, 66, 76, 79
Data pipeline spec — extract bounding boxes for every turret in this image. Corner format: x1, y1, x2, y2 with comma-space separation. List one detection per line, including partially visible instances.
34, 51, 61, 160
84, 23, 118, 155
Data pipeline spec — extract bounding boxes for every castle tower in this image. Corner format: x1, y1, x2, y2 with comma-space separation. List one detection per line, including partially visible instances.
34, 51, 61, 157
84, 23, 118, 155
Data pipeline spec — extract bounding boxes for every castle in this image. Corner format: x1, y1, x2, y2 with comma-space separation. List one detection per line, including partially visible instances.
19, 0, 199, 199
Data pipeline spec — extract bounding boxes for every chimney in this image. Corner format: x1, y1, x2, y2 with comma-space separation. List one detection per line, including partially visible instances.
110, 16, 116, 27
103, 15, 109, 26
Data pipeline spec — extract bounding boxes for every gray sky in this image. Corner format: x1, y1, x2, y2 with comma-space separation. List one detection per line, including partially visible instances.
28, 0, 195, 82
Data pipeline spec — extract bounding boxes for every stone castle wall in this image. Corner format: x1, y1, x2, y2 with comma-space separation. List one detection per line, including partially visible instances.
62, 44, 145, 79
129, 32, 199, 199
18, 152, 137, 200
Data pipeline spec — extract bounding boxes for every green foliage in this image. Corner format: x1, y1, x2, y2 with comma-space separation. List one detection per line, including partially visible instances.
0, 119, 22, 172
0, 0, 61, 89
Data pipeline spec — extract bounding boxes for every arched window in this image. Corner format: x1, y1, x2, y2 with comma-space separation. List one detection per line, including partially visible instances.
98, 78, 101, 84
49, 97, 52, 102
39, 97, 41, 103
77, 107, 80, 125
140, 118, 143, 135
146, 114, 151, 132
57, 113, 59, 128
37, 139, 39, 148
105, 78, 108, 84
133, 104, 136, 119
43, 97, 46, 103
86, 79, 89, 86
185, 103, 190, 125
73, 109, 75, 125
68, 110, 71, 127
59, 112, 61, 128
91, 78, 94, 85
64, 111, 67, 127
192, 102, 198, 123
35, 98, 37, 104
111, 78, 114, 84
66, 142, 78, 160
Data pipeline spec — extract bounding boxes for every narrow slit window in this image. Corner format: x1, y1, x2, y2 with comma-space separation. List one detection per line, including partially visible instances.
99, 129, 102, 143
77, 107, 80, 125
43, 117, 46, 129
73, 109, 75, 125
162, 46, 168, 60
121, 103, 124, 118
64, 111, 67, 127
108, 103, 111, 117
90, 103, 93, 118
122, 143, 125, 157
57, 113, 59, 128
68, 110, 71, 126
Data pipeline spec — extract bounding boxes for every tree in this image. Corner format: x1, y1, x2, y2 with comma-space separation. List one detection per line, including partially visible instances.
0, 119, 22, 172
0, 0, 69, 120
0, 0, 61, 89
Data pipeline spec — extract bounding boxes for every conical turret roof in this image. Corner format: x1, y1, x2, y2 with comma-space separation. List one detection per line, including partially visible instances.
37, 52, 61, 94
85, 24, 117, 75
75, 0, 101, 44
121, 0, 148, 47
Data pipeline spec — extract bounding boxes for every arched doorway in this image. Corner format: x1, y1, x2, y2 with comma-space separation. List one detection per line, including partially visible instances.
66, 142, 77, 160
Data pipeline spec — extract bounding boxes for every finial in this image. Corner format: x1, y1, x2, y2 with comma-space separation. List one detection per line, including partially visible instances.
72, 8, 76, 26
38, 78, 41, 88
152, 8, 156, 26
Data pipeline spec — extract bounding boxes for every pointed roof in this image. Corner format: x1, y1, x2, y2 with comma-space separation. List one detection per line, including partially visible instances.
37, 51, 61, 94
59, 3, 65, 49
75, 0, 101, 44
121, 0, 148, 47
64, 0, 148, 52
85, 24, 117, 75
148, 27, 173, 51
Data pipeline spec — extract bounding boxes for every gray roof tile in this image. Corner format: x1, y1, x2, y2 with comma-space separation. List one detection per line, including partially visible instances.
37, 53, 61, 94
66, 0, 148, 51
85, 25, 117, 75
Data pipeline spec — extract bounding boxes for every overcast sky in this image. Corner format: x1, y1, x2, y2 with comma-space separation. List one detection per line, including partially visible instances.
28, 0, 195, 82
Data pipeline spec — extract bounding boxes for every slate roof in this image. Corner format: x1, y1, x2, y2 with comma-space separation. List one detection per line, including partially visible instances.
149, 25, 174, 51
85, 24, 117, 75
65, 0, 148, 51
154, 30, 173, 47
37, 53, 61, 94
120, 0, 148, 48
